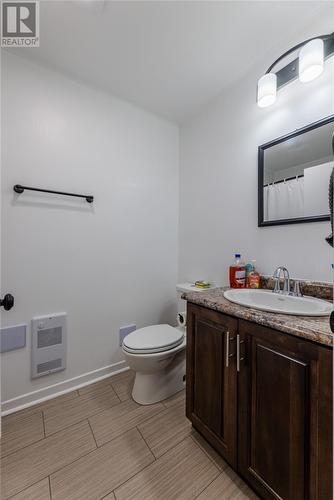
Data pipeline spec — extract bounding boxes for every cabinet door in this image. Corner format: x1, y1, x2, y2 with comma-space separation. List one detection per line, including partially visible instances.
186, 303, 238, 467
238, 320, 333, 500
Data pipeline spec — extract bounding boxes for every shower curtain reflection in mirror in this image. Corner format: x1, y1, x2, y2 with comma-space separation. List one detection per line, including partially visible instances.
264, 161, 333, 222
264, 177, 304, 221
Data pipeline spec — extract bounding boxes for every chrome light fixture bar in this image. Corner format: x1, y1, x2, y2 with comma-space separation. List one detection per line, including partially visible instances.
257, 33, 334, 108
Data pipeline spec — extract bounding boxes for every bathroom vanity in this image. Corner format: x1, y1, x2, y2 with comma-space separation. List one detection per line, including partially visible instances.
184, 286, 332, 500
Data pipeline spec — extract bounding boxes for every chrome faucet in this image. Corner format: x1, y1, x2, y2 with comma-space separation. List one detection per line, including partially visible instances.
272, 267, 303, 296
273, 266, 290, 294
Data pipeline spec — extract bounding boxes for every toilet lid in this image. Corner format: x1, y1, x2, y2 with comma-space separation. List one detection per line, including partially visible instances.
123, 324, 184, 354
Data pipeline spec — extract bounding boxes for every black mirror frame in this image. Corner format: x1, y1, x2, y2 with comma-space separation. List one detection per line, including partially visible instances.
258, 114, 334, 227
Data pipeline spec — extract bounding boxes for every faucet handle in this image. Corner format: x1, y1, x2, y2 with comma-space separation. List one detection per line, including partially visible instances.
273, 267, 281, 278
273, 277, 281, 293
293, 280, 303, 297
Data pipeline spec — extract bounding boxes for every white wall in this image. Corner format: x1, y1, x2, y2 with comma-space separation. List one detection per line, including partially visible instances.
1, 52, 179, 407
179, 54, 334, 286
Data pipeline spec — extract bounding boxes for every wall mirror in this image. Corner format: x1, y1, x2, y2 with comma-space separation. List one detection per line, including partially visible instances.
258, 115, 334, 227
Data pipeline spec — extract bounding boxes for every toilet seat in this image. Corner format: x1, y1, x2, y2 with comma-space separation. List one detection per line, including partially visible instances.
122, 324, 184, 354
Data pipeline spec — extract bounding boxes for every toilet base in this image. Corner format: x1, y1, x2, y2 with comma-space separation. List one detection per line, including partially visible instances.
132, 351, 186, 405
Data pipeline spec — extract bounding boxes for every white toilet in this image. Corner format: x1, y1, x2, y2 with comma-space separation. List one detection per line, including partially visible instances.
122, 283, 209, 405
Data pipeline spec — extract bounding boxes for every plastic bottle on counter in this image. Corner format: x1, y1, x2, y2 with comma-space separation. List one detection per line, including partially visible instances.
247, 260, 260, 289
229, 253, 246, 288
245, 260, 254, 287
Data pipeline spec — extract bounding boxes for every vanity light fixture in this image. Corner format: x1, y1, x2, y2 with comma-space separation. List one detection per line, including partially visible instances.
257, 32, 334, 108
257, 73, 277, 108
299, 39, 324, 83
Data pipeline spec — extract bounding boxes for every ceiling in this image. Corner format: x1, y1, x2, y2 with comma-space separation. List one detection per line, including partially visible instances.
10, 1, 334, 123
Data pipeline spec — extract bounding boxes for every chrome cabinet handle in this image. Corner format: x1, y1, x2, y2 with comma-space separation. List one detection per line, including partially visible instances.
237, 334, 240, 371
225, 331, 236, 368
237, 334, 245, 372
225, 331, 230, 367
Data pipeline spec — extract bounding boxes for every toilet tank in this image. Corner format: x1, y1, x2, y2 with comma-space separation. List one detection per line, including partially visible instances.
176, 283, 214, 311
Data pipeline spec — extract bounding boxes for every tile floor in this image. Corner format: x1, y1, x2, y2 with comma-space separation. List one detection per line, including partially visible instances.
1, 370, 258, 499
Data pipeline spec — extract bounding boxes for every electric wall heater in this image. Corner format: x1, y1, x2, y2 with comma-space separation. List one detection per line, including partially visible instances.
31, 313, 67, 378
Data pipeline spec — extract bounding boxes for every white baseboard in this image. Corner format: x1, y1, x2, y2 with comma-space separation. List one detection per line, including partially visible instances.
1, 360, 129, 416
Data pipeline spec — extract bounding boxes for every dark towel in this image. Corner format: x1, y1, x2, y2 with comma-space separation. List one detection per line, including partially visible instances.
326, 133, 334, 247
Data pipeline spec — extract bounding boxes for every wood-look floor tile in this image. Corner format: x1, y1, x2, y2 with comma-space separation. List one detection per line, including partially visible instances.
50, 428, 154, 500
1, 420, 96, 498
110, 370, 135, 402
8, 478, 51, 500
114, 436, 219, 500
44, 386, 120, 435
78, 377, 115, 396
102, 493, 116, 500
39, 390, 79, 410
162, 389, 185, 409
1, 410, 44, 457
197, 468, 259, 499
191, 429, 227, 471
110, 369, 135, 383
138, 402, 191, 458
7, 391, 80, 421
4, 405, 42, 419
89, 399, 164, 446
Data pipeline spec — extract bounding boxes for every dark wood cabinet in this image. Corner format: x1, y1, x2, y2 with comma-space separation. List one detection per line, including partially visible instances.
238, 320, 333, 500
186, 304, 238, 467
186, 303, 333, 500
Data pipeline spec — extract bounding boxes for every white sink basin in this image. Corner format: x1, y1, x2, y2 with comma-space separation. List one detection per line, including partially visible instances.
223, 289, 332, 317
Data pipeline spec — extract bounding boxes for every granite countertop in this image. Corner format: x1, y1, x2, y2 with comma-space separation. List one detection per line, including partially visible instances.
182, 287, 333, 348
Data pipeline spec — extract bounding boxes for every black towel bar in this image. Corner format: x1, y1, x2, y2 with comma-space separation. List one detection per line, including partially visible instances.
13, 184, 94, 203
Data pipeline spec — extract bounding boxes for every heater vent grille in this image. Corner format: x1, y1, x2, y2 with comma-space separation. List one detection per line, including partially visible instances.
37, 327, 62, 348
37, 358, 62, 374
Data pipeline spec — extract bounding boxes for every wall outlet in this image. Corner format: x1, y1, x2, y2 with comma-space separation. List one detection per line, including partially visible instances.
119, 324, 136, 346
